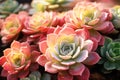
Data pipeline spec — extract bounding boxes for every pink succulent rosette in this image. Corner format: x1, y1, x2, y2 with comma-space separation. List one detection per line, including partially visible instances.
37, 26, 100, 80
0, 41, 40, 80
22, 11, 58, 34
65, 2, 114, 34
0, 12, 28, 44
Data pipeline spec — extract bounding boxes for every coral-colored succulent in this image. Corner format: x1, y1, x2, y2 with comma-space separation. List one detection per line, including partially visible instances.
0, 41, 40, 80
37, 26, 100, 80
65, 2, 114, 34
0, 12, 28, 44
22, 11, 57, 34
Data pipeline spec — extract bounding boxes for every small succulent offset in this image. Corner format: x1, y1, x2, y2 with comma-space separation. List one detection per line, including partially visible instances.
20, 71, 41, 80
21, 71, 51, 80
31, 0, 73, 12
37, 26, 100, 80
99, 37, 120, 71
111, 6, 120, 29
0, 0, 29, 18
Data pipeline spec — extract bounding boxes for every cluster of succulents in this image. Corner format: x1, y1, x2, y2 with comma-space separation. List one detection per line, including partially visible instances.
0, 1, 120, 80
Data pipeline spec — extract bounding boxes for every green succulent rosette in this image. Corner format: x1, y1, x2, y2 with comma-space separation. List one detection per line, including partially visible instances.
0, 0, 29, 18
20, 71, 41, 80
111, 6, 120, 29
31, 0, 73, 12
20, 71, 51, 80
100, 37, 120, 71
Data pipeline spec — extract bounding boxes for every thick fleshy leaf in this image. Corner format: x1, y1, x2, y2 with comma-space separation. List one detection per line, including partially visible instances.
47, 34, 57, 47
61, 60, 75, 66
104, 61, 116, 70
36, 55, 48, 66
75, 67, 90, 80
58, 71, 73, 80
90, 37, 98, 51
72, 46, 81, 59
52, 63, 69, 70
89, 29, 102, 42
18, 11, 28, 24
39, 40, 48, 54
69, 63, 85, 75
51, 52, 62, 61
98, 34, 105, 45
0, 56, 6, 65
21, 46, 31, 58
11, 40, 21, 49
45, 48, 54, 61
47, 27, 55, 34
57, 34, 75, 45
45, 61, 58, 73
3, 48, 11, 56
83, 52, 101, 65
88, 19, 99, 25
59, 26, 75, 35
83, 40, 93, 52
75, 28, 90, 40
54, 26, 62, 34
95, 21, 114, 34
59, 55, 72, 60
74, 50, 88, 62
2, 62, 15, 73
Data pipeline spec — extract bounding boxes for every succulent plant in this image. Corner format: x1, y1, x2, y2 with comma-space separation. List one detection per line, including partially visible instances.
111, 6, 120, 29
37, 26, 100, 80
0, 41, 40, 80
22, 11, 57, 34
99, 37, 120, 71
0, 11, 28, 44
65, 2, 115, 34
31, 0, 74, 12
0, 0, 29, 18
